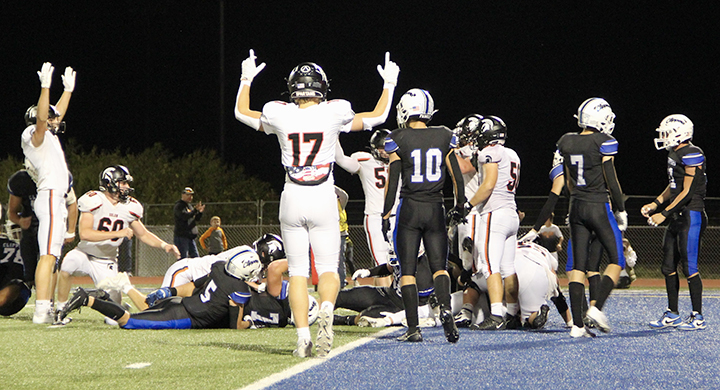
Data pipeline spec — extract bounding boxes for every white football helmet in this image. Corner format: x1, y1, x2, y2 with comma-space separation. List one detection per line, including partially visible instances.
654, 114, 693, 150
396, 88, 438, 128
224, 245, 262, 281
3, 220, 22, 243
575, 97, 615, 134
289, 295, 320, 326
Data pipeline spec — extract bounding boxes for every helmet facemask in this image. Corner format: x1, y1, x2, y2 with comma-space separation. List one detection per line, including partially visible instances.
99, 165, 135, 202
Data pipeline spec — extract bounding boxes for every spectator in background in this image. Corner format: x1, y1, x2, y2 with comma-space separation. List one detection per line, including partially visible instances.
199, 216, 228, 255
174, 187, 204, 259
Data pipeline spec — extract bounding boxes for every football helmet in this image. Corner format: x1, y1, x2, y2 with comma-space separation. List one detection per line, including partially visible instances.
24, 105, 65, 134
369, 129, 391, 163
575, 97, 615, 134
478, 115, 508, 147
99, 165, 134, 202
287, 62, 329, 101
654, 114, 694, 150
454, 114, 484, 147
396, 88, 438, 128
252, 233, 286, 268
289, 295, 320, 326
224, 245, 262, 281
3, 220, 22, 243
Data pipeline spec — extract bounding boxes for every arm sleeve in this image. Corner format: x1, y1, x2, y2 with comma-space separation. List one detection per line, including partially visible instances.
228, 304, 241, 329
533, 192, 560, 232
602, 159, 625, 212
367, 263, 393, 277
382, 160, 402, 216
447, 151, 465, 205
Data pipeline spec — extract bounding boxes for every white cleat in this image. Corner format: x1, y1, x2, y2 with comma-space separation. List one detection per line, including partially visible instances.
292, 339, 313, 358
315, 307, 334, 358
585, 306, 611, 333
570, 325, 596, 338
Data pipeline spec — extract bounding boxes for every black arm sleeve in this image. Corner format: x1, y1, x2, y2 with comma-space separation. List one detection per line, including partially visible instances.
533, 192, 560, 232
382, 160, 402, 217
228, 305, 240, 329
368, 263, 393, 277
602, 159, 625, 212
447, 151, 465, 205
662, 168, 703, 217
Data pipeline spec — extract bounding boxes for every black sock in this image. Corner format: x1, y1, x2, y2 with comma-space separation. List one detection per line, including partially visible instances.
688, 275, 703, 314
433, 274, 452, 308
594, 275, 615, 310
569, 282, 585, 328
551, 288, 569, 317
90, 298, 127, 321
401, 284, 419, 332
666, 274, 680, 313
587, 274, 601, 303
333, 314, 356, 326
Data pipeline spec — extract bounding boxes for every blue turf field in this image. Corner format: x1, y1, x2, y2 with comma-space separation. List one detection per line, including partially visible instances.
261, 290, 720, 390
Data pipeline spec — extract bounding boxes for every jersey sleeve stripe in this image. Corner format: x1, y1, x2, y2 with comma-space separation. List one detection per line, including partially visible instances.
385, 138, 399, 153
599, 139, 618, 155
230, 291, 251, 305
682, 153, 705, 166
130, 211, 141, 219
549, 165, 564, 181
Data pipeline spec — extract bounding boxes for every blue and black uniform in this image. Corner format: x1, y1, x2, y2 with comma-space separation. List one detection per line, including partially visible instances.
7, 170, 39, 282
0, 235, 31, 316
657, 143, 707, 314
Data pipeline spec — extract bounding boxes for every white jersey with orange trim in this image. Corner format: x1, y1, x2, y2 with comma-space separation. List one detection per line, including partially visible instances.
456, 144, 480, 199
474, 144, 520, 215
75, 191, 144, 259
162, 255, 223, 288
21, 125, 70, 192
261, 99, 354, 185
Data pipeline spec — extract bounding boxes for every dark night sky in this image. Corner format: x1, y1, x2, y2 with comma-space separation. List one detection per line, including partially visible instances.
2, 3, 718, 201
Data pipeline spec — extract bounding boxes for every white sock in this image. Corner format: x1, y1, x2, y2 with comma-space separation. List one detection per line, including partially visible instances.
35, 300, 51, 310
491, 303, 504, 317
56, 301, 67, 311
297, 327, 311, 340
506, 302, 519, 316
122, 284, 134, 295
462, 303, 474, 312
320, 301, 334, 312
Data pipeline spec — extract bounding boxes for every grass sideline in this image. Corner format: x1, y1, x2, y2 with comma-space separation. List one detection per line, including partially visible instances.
0, 284, 381, 390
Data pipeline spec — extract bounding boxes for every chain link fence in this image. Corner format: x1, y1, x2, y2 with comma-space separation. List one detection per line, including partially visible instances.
129, 197, 720, 278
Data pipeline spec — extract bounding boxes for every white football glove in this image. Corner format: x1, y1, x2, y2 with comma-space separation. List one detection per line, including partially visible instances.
241, 49, 266, 83
615, 210, 628, 231
519, 229, 538, 243
256, 282, 267, 294
376, 52, 399, 86
37, 62, 54, 89
62, 67, 76, 92
352, 269, 371, 280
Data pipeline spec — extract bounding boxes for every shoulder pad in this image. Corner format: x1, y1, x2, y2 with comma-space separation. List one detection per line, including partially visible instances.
78, 191, 104, 212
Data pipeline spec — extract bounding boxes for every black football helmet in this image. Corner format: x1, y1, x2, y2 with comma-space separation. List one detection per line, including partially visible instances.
454, 114, 484, 147
478, 115, 507, 147
24, 105, 65, 134
99, 165, 134, 202
287, 62, 328, 101
369, 129, 390, 163
252, 233, 285, 268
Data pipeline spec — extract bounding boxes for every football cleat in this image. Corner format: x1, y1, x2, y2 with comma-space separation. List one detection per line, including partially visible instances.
292, 339, 313, 358
504, 313, 522, 330
677, 312, 706, 331
585, 306, 611, 333
649, 309, 683, 329
397, 328, 423, 342
529, 304, 550, 329
32, 305, 54, 324
57, 288, 89, 321
454, 308, 473, 328
440, 309, 459, 343
570, 325, 596, 338
470, 314, 505, 330
315, 307, 334, 357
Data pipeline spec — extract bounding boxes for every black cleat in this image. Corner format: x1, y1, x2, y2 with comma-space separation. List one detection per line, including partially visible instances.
440, 309, 459, 343
530, 304, 550, 329
86, 288, 111, 302
58, 288, 89, 321
470, 314, 506, 330
454, 308, 473, 328
504, 313, 522, 330
397, 329, 423, 342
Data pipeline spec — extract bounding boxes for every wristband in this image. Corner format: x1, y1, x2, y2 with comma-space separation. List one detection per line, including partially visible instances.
653, 199, 662, 207
240, 79, 252, 87
64, 231, 76, 239
161, 242, 168, 250
383, 82, 396, 89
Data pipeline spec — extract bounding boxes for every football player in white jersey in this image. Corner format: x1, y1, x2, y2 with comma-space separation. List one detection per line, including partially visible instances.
234, 50, 399, 357
56, 166, 180, 323
335, 129, 396, 287
21, 62, 77, 324
456, 116, 522, 330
